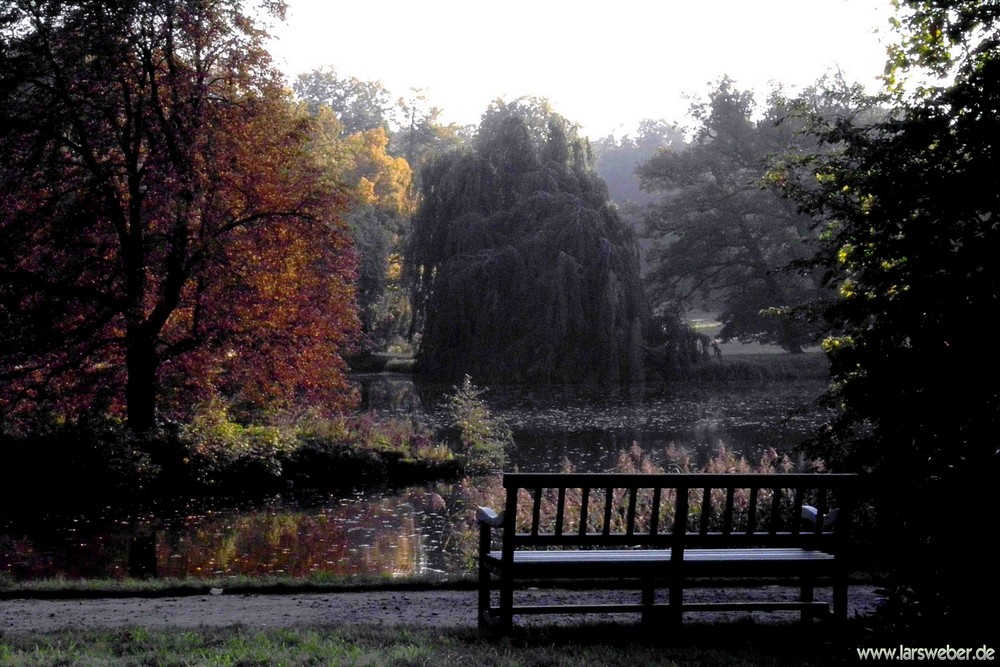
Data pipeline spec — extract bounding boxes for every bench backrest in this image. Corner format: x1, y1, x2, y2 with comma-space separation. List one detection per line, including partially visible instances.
500, 473, 858, 552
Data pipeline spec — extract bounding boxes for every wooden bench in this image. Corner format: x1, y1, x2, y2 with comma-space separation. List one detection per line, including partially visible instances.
476, 472, 857, 631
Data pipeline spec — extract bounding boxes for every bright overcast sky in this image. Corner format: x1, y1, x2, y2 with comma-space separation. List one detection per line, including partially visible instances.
268, 0, 895, 139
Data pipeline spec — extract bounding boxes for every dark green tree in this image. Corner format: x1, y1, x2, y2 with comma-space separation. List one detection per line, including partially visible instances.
406, 98, 675, 383
638, 77, 869, 353
777, 0, 1000, 637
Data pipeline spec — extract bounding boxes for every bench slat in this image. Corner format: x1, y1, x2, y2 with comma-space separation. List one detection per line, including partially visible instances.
602, 487, 614, 536
723, 487, 735, 536
747, 487, 759, 535
483, 549, 839, 581
769, 488, 782, 535
792, 487, 805, 536
530, 487, 542, 538
497, 603, 661, 615
508, 531, 836, 548
487, 548, 835, 563
650, 487, 661, 536
816, 488, 828, 536
668, 601, 830, 613
487, 601, 830, 616
699, 486, 712, 535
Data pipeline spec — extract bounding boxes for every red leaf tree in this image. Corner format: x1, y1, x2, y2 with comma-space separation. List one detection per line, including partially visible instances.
0, 0, 360, 432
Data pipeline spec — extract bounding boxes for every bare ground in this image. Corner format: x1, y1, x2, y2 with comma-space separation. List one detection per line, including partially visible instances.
0, 584, 882, 633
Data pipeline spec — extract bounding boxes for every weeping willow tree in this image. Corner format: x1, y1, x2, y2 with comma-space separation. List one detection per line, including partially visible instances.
406, 99, 689, 383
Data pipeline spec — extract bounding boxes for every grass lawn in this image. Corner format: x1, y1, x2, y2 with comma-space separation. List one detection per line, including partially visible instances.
0, 621, 863, 666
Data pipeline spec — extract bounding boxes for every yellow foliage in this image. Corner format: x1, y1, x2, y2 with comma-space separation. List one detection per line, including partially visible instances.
335, 128, 415, 214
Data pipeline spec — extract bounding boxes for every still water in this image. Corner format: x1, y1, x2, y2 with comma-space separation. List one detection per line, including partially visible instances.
1, 371, 831, 581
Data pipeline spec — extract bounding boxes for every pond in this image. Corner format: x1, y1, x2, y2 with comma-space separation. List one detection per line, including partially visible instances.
1, 365, 833, 582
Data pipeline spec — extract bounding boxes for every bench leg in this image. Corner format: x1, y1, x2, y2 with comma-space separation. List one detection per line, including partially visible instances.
668, 578, 683, 626
800, 577, 814, 624
499, 573, 514, 633
477, 561, 491, 630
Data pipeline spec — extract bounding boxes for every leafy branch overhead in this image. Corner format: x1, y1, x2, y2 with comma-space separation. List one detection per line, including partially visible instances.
772, 0, 1000, 637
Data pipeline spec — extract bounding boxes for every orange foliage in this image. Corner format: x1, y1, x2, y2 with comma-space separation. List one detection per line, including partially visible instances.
0, 3, 360, 428
156, 98, 362, 418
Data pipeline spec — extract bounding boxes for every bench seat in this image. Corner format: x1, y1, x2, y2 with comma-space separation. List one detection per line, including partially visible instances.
484, 547, 835, 575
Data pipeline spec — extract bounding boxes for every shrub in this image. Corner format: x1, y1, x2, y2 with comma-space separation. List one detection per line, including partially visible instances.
286, 412, 457, 489
179, 398, 296, 489
446, 376, 511, 474
0, 414, 160, 513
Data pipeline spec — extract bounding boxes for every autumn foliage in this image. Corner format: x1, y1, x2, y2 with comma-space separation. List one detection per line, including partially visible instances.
0, 1, 360, 431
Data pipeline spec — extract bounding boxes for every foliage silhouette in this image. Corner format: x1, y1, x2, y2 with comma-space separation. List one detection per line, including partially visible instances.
775, 0, 1000, 639
446, 375, 511, 474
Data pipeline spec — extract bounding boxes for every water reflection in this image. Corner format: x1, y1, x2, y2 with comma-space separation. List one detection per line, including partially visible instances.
2, 374, 830, 581
1, 488, 481, 581
155, 495, 426, 578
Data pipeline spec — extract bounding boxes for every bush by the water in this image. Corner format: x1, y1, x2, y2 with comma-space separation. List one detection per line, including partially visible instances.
0, 416, 161, 510
0, 405, 469, 513
446, 375, 511, 474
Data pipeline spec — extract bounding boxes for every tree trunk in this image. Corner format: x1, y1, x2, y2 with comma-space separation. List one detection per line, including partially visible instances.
125, 332, 158, 434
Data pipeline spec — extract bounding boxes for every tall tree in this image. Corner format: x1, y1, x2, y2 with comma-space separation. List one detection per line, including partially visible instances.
638, 77, 866, 352
777, 0, 1000, 636
293, 66, 393, 136
393, 88, 466, 177
292, 75, 465, 353
405, 98, 691, 383
337, 122, 415, 352
0, 0, 360, 432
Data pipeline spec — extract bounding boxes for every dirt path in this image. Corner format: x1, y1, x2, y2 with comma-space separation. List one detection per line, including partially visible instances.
1, 590, 470, 633
0, 585, 882, 633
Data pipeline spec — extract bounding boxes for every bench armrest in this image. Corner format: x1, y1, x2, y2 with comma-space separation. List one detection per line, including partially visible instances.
801, 505, 840, 529
476, 506, 504, 528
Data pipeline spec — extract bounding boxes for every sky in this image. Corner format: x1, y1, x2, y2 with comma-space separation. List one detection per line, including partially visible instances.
268, 0, 895, 140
